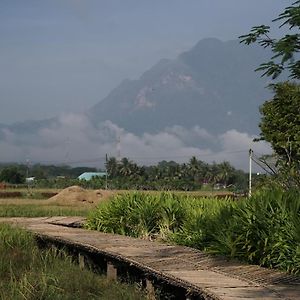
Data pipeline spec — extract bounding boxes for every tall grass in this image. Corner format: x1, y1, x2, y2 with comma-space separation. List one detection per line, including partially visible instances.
86, 192, 190, 239
0, 224, 145, 300
208, 189, 300, 274
86, 190, 300, 275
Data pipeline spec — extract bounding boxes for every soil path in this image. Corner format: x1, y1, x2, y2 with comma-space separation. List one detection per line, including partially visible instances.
1, 217, 299, 300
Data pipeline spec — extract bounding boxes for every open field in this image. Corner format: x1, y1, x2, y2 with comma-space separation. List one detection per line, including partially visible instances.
0, 188, 112, 217
0, 186, 236, 218
0, 223, 145, 300
0, 187, 146, 299
1, 186, 299, 299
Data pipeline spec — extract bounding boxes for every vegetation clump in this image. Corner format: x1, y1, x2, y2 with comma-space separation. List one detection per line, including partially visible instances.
86, 190, 300, 275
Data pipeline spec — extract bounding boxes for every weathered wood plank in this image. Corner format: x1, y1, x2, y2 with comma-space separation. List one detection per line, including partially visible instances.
1, 217, 299, 300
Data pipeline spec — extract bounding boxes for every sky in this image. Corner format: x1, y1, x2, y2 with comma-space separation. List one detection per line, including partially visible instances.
0, 1, 290, 169
0, 0, 287, 124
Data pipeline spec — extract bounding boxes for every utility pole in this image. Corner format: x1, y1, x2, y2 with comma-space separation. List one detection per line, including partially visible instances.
105, 153, 108, 190
248, 149, 253, 198
116, 135, 121, 162
26, 159, 30, 179
26, 159, 30, 190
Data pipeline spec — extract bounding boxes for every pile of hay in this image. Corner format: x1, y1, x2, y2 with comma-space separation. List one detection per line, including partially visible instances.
46, 186, 113, 206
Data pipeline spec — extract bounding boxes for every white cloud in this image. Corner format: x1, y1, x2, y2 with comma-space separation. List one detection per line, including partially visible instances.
0, 114, 272, 170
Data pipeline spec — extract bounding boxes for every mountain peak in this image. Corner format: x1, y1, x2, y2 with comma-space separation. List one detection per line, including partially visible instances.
88, 38, 269, 135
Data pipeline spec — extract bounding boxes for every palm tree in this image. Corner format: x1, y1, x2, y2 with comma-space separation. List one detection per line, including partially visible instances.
106, 157, 119, 178
119, 157, 134, 177
188, 156, 207, 183
218, 161, 234, 187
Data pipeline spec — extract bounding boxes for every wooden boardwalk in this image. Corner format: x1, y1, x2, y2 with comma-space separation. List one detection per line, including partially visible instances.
1, 216, 299, 300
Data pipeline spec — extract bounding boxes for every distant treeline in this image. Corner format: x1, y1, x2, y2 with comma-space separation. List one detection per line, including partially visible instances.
0, 163, 97, 182
0, 157, 250, 191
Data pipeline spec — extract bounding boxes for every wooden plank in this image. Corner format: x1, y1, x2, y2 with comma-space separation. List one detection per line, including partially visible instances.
1, 217, 299, 300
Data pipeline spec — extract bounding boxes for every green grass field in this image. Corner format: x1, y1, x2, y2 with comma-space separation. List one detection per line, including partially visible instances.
0, 223, 145, 300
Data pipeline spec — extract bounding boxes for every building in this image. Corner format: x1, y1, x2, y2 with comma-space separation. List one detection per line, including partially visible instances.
78, 172, 106, 181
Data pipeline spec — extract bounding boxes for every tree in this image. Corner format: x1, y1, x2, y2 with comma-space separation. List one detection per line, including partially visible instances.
0, 166, 25, 184
240, 1, 300, 187
239, 0, 300, 80
259, 82, 300, 164
119, 157, 131, 176
218, 161, 235, 187
106, 157, 120, 178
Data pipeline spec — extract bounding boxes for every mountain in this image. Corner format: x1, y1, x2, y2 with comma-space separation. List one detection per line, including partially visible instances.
88, 38, 271, 135
0, 38, 273, 168
7, 118, 55, 135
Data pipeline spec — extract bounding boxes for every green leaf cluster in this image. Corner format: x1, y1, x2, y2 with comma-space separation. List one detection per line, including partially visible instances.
259, 82, 300, 162
240, 1, 300, 187
240, 1, 300, 80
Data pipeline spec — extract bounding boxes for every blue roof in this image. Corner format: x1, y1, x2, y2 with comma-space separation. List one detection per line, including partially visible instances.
78, 172, 106, 180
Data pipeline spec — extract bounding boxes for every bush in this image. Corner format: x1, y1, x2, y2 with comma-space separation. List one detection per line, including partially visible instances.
87, 190, 300, 274
86, 192, 190, 239
211, 189, 300, 273
0, 167, 25, 184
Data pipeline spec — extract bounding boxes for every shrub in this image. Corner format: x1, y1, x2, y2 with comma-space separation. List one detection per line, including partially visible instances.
87, 189, 300, 274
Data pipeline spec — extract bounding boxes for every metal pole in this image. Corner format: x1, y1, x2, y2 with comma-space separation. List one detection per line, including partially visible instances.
249, 149, 253, 198
26, 159, 30, 190
105, 153, 108, 190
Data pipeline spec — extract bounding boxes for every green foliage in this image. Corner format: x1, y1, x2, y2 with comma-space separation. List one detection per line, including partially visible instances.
240, 0, 300, 80
170, 199, 231, 250
86, 192, 189, 239
0, 163, 98, 180
0, 204, 90, 217
87, 190, 300, 275
0, 158, 247, 192
0, 166, 25, 184
0, 224, 145, 299
210, 189, 300, 274
240, 1, 300, 188
104, 157, 246, 192
256, 82, 300, 188
260, 82, 300, 164
259, 82, 300, 162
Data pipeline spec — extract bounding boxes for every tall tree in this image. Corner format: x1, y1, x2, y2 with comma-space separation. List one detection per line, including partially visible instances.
106, 157, 119, 178
119, 157, 134, 177
240, 1, 300, 187
218, 161, 234, 187
259, 82, 300, 165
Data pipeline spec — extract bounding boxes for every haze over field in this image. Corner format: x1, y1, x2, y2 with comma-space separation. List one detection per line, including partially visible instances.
0, 1, 287, 169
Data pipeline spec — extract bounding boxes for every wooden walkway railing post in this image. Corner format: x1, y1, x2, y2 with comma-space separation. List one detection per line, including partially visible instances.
146, 279, 156, 300
107, 261, 117, 280
78, 253, 85, 270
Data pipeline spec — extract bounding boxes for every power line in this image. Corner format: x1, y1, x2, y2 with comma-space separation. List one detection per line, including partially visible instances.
251, 151, 277, 175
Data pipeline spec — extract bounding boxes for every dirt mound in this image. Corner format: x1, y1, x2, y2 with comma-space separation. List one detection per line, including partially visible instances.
46, 186, 114, 206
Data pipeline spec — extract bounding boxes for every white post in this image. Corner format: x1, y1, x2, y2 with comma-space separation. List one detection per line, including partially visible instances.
105, 153, 108, 190
249, 149, 253, 198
